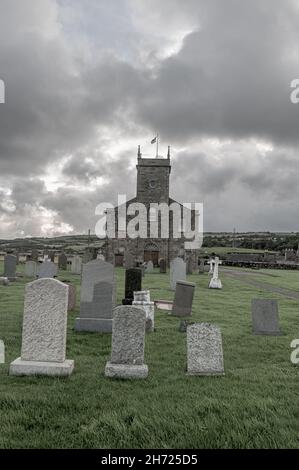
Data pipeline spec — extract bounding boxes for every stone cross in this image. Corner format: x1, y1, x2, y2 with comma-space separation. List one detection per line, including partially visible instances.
10, 278, 74, 376
105, 305, 148, 379
209, 257, 222, 289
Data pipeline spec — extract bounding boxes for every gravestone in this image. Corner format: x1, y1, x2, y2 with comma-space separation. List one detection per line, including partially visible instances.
172, 281, 195, 317
58, 253, 67, 270
83, 250, 93, 264
71, 255, 82, 274
133, 291, 155, 332
251, 299, 282, 335
25, 261, 37, 278
159, 259, 167, 273
10, 278, 74, 376
75, 259, 114, 332
37, 260, 57, 279
187, 323, 225, 376
97, 254, 105, 261
124, 252, 135, 270
186, 257, 194, 275
170, 257, 186, 291
209, 257, 222, 289
3, 254, 17, 281
62, 281, 77, 311
145, 261, 154, 273
105, 305, 148, 379
122, 268, 142, 305
0, 340, 4, 363
31, 249, 39, 262
49, 252, 55, 262
198, 259, 205, 274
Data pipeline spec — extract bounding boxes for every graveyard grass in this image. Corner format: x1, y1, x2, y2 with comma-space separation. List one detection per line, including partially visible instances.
1, 262, 299, 449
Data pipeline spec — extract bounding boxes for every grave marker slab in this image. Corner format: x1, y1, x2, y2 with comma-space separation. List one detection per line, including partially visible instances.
25, 261, 37, 278
170, 257, 186, 291
37, 260, 57, 279
172, 281, 195, 317
71, 255, 82, 274
3, 254, 17, 281
251, 299, 282, 335
187, 323, 224, 376
159, 258, 167, 273
75, 260, 114, 332
58, 253, 67, 270
105, 305, 148, 379
122, 268, 142, 305
10, 278, 74, 376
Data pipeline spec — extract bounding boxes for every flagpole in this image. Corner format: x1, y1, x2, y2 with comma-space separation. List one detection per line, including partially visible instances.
156, 133, 159, 158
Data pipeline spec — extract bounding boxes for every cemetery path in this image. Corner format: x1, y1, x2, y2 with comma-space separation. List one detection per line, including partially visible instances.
222, 269, 299, 301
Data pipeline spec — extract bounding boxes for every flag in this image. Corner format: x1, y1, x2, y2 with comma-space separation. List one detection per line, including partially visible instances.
151, 136, 157, 144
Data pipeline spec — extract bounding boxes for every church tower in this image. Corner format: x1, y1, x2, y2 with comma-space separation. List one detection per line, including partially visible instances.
136, 145, 171, 206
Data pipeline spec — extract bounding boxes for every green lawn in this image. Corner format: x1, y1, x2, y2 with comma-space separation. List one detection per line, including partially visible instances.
0, 262, 299, 449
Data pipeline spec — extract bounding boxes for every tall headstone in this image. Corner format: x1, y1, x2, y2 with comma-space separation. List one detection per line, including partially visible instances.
0, 340, 4, 364
209, 257, 222, 289
133, 291, 155, 332
25, 261, 37, 278
187, 323, 225, 376
124, 252, 135, 270
159, 258, 167, 274
58, 253, 67, 270
31, 249, 39, 262
71, 255, 82, 275
172, 281, 195, 317
122, 268, 142, 305
3, 254, 17, 281
37, 260, 57, 279
186, 257, 194, 275
75, 259, 114, 332
145, 260, 154, 273
170, 257, 186, 291
251, 299, 282, 335
198, 258, 205, 274
10, 279, 74, 376
105, 305, 148, 379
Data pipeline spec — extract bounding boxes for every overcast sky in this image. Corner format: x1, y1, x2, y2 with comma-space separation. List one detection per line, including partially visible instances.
1, 0, 299, 238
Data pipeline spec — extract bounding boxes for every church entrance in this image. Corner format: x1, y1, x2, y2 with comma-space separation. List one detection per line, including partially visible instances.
144, 243, 159, 266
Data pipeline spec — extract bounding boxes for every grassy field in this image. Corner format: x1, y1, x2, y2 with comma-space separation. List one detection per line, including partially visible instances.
0, 261, 299, 449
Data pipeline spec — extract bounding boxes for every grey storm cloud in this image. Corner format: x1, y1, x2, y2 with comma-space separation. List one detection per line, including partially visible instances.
1, 0, 299, 236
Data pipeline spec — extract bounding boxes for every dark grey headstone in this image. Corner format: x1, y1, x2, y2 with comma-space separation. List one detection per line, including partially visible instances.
251, 299, 282, 335
122, 268, 142, 305
172, 281, 195, 317
3, 255, 17, 281
37, 261, 57, 279
159, 259, 167, 273
75, 259, 114, 332
58, 253, 67, 270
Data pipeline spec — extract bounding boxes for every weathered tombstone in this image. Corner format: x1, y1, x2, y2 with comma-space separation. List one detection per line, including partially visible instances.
159, 258, 167, 274
62, 280, 77, 311
209, 257, 222, 289
49, 252, 55, 262
145, 260, 154, 273
0, 340, 4, 364
25, 261, 37, 278
122, 268, 142, 305
251, 299, 282, 335
82, 250, 93, 264
170, 257, 186, 291
187, 323, 225, 376
105, 305, 148, 379
172, 281, 195, 317
31, 249, 39, 262
186, 257, 194, 275
198, 258, 205, 274
124, 252, 135, 270
133, 291, 155, 332
71, 255, 82, 274
9, 279, 74, 376
58, 253, 67, 270
97, 254, 105, 261
3, 254, 17, 281
75, 259, 114, 332
37, 260, 57, 279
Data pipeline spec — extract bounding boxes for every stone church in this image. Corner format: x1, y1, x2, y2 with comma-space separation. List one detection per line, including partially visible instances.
104, 146, 199, 268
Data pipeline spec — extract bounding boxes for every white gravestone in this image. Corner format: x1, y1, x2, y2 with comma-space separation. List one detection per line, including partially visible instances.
71, 255, 82, 275
133, 291, 155, 332
209, 257, 222, 289
10, 278, 74, 377
170, 257, 186, 291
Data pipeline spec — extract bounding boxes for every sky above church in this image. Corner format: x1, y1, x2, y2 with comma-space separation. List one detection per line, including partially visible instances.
1, 0, 299, 238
